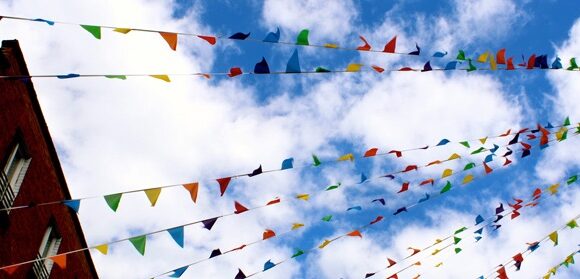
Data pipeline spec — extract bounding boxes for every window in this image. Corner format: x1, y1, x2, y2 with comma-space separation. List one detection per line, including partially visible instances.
1, 142, 31, 212
33, 224, 62, 278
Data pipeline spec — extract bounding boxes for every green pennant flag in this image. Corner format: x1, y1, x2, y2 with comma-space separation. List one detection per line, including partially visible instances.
80, 24, 102, 39
321, 215, 332, 222
470, 147, 486, 154
567, 57, 578, 70
129, 235, 146, 255
454, 227, 467, 234
459, 141, 470, 148
440, 181, 452, 194
463, 162, 476, 170
563, 117, 571, 126
456, 50, 466, 61
567, 175, 578, 185
325, 183, 340, 191
292, 248, 305, 258
467, 59, 477, 72
296, 29, 309, 45
454, 247, 462, 254
454, 236, 462, 244
312, 154, 321, 166
104, 193, 122, 212
105, 75, 127, 80
315, 67, 330, 72
566, 220, 578, 229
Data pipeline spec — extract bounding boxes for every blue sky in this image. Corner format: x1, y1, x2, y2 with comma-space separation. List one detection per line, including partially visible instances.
1, 0, 580, 278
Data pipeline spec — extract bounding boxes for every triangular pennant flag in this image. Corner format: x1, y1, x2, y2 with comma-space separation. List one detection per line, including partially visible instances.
357, 35, 372, 51
397, 182, 410, 193
144, 188, 162, 207
312, 154, 321, 166
549, 231, 558, 246
286, 49, 301, 73
418, 194, 430, 203
471, 147, 486, 154
338, 153, 355, 161
445, 61, 458, 70
159, 32, 178, 51
266, 197, 280, 205
263, 28, 280, 43
394, 207, 407, 215
483, 162, 493, 174
63, 200, 80, 213
291, 223, 304, 230
365, 273, 376, 278
57, 73, 81, 79
292, 249, 305, 258
422, 61, 432, 72
248, 165, 263, 177
477, 51, 490, 63
566, 220, 578, 229
387, 258, 397, 267
454, 247, 462, 254
234, 269, 246, 279
167, 226, 185, 248
408, 247, 421, 256
437, 139, 450, 146
359, 173, 368, 184
372, 198, 386, 205
347, 230, 362, 238
440, 181, 452, 193
409, 43, 421, 55
552, 57, 563, 69
169, 266, 188, 278
474, 228, 483, 234
150, 75, 171, 82
432, 249, 441, 255
389, 150, 403, 157
455, 227, 467, 234
80, 25, 101, 39
183, 183, 199, 203
296, 194, 310, 201
228, 67, 242, 77
234, 201, 248, 214
197, 35, 216, 45
364, 148, 378, 157
296, 29, 309, 45
209, 249, 222, 258
263, 260, 275, 271
467, 59, 477, 71
454, 236, 462, 244
370, 215, 384, 224
403, 165, 418, 172
217, 177, 232, 196
254, 57, 270, 74
33, 18, 55, 25
567, 57, 578, 70
497, 49, 506, 64
319, 239, 331, 249
95, 244, 108, 255
281, 158, 294, 170
50, 254, 67, 269
548, 183, 560, 195
113, 27, 131, 34
442, 169, 453, 178
202, 217, 218, 230
326, 183, 339, 191
321, 215, 333, 222
105, 75, 127, 80
129, 235, 146, 255
229, 32, 250, 40
513, 253, 524, 270
433, 51, 447, 57
507, 57, 515, 70
384, 36, 397, 53
263, 229, 276, 240
104, 193, 122, 212
371, 65, 384, 73
464, 162, 476, 170
475, 215, 484, 225
346, 63, 363, 72
419, 179, 434, 186
456, 50, 466, 60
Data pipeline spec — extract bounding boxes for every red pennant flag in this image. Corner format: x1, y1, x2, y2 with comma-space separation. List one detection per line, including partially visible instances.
503, 158, 512, 166
356, 35, 371, 51
526, 54, 536, 69
527, 134, 537, 140
497, 265, 508, 279
50, 254, 67, 269
511, 211, 520, 219
483, 162, 493, 174
500, 129, 512, 137
419, 179, 434, 186
3, 265, 18, 275
497, 49, 506, 64
266, 197, 280, 205
513, 198, 523, 204
197, 35, 217, 45
387, 258, 397, 267
364, 148, 378, 157
230, 244, 246, 251
228, 67, 243, 77
234, 201, 248, 214
397, 182, 410, 193
371, 65, 384, 73
383, 36, 397, 53
159, 32, 178, 51
347, 230, 362, 238
399, 67, 413, 71
263, 229, 276, 240
402, 165, 418, 172
389, 150, 402, 157
370, 215, 384, 225
427, 160, 442, 166
217, 177, 232, 196
507, 57, 515, 70
532, 188, 542, 199
407, 247, 421, 256
520, 142, 531, 150
387, 274, 399, 279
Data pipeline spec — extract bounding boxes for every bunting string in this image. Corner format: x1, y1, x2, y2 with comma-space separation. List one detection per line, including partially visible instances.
2, 120, 568, 214
541, 248, 579, 279
480, 214, 580, 279
229, 134, 579, 279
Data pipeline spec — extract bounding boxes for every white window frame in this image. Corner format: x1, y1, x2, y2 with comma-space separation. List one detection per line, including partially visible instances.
34, 224, 62, 278
1, 142, 31, 212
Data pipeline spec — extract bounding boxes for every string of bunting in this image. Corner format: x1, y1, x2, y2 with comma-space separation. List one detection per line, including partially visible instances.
226, 134, 579, 279
541, 248, 579, 279
1, 125, 575, 276
480, 215, 580, 279
364, 174, 579, 279
3, 119, 569, 214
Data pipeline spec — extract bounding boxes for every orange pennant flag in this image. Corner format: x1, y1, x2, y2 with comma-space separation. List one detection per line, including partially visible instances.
197, 35, 217, 45
183, 182, 199, 203
3, 265, 18, 275
263, 229, 276, 240
50, 254, 67, 269
347, 230, 362, 238
160, 32, 178, 51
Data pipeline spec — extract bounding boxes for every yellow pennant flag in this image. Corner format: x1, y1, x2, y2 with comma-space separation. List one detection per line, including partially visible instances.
435, 262, 443, 267
490, 53, 497, 70
431, 249, 441, 255
144, 188, 162, 207
548, 231, 558, 246
113, 28, 132, 34
338, 153, 354, 162
479, 137, 488, 144
95, 244, 109, 255
477, 51, 489, 63
448, 153, 461, 160
434, 239, 443, 243
150, 75, 171, 82
547, 183, 560, 195
296, 194, 310, 201
556, 127, 568, 141
462, 174, 474, 185
442, 169, 453, 178
319, 239, 331, 249
291, 223, 304, 230
324, 43, 339, 48
346, 63, 363, 72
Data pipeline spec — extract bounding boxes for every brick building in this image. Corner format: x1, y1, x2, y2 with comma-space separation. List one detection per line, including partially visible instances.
0, 40, 97, 278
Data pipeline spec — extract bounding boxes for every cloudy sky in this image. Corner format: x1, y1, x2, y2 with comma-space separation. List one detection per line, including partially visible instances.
1, 0, 579, 278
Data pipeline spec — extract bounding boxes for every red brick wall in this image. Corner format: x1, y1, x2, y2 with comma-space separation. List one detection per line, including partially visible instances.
0, 41, 97, 278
